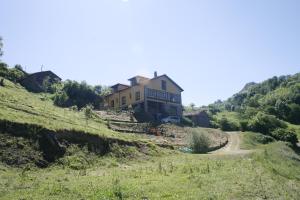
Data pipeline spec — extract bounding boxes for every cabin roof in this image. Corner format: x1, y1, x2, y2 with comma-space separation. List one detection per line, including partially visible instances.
151, 74, 184, 92
110, 83, 130, 89
26, 70, 62, 80
128, 75, 150, 81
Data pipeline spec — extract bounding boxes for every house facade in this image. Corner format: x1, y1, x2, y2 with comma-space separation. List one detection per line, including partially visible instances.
105, 72, 184, 118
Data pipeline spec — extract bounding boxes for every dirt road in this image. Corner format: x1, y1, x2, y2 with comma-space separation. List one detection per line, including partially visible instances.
210, 132, 253, 155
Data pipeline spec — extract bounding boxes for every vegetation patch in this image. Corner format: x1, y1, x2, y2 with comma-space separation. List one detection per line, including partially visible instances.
241, 132, 275, 149
0, 133, 48, 168
189, 130, 211, 153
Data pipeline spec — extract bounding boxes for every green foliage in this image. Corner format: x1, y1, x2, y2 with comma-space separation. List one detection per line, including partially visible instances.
180, 116, 194, 127
248, 112, 287, 135
53, 91, 69, 107
61, 80, 104, 109
241, 132, 275, 149
0, 63, 26, 83
190, 131, 211, 153
286, 103, 300, 124
207, 103, 221, 115
239, 120, 248, 132
133, 106, 154, 122
0, 62, 9, 77
271, 128, 298, 145
82, 104, 94, 124
218, 117, 239, 131
210, 73, 300, 126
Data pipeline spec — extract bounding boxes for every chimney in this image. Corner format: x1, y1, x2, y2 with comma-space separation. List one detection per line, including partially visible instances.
154, 71, 158, 78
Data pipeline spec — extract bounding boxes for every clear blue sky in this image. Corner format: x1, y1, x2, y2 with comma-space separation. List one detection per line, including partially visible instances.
1, 0, 299, 106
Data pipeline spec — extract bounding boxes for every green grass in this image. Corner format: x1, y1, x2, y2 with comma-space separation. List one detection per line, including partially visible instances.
241, 132, 275, 149
0, 140, 299, 199
215, 111, 241, 123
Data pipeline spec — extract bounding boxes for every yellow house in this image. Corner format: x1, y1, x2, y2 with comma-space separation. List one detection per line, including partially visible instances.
105, 72, 184, 118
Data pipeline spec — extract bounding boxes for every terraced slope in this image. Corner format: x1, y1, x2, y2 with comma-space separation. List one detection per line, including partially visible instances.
0, 78, 144, 141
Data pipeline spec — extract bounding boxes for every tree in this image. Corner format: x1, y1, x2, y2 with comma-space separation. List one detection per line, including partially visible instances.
14, 64, 23, 71
53, 91, 69, 107
99, 86, 112, 96
287, 104, 300, 124
82, 104, 94, 125
189, 103, 196, 111
8, 68, 25, 83
248, 112, 287, 135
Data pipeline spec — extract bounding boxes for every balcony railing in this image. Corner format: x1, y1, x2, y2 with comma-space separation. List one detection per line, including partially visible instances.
145, 88, 181, 104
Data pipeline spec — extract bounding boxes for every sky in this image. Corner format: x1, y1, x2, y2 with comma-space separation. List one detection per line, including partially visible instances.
1, 0, 299, 106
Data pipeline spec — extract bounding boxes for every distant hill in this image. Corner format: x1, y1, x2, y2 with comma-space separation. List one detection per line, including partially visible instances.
208, 72, 300, 143
217, 73, 300, 124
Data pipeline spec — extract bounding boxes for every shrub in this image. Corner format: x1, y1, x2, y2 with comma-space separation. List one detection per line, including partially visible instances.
53, 91, 69, 107
287, 103, 300, 124
239, 120, 248, 132
82, 104, 94, 124
190, 131, 211, 153
0, 63, 25, 83
63, 80, 103, 109
271, 128, 298, 145
69, 105, 78, 111
133, 106, 154, 122
180, 116, 194, 127
218, 117, 239, 131
248, 112, 287, 135
253, 133, 275, 144
0, 62, 9, 77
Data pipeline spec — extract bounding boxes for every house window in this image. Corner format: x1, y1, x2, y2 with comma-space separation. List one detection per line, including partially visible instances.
135, 91, 140, 101
121, 96, 126, 105
131, 79, 137, 86
129, 93, 132, 99
162, 80, 167, 90
111, 100, 115, 108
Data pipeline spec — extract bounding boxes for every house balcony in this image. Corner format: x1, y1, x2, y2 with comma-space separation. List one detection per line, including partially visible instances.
145, 88, 181, 104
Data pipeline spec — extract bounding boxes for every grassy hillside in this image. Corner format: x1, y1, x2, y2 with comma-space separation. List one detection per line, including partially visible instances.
0, 132, 299, 199
0, 77, 165, 168
0, 78, 142, 141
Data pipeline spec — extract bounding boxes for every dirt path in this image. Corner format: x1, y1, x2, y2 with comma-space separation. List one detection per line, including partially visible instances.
209, 132, 253, 155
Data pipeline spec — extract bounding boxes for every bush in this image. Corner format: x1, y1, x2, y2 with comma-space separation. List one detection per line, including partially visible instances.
190, 131, 211, 153
62, 80, 103, 109
53, 91, 69, 107
287, 103, 300, 124
180, 116, 194, 127
253, 133, 274, 144
239, 120, 248, 132
0, 62, 9, 77
133, 106, 154, 122
248, 112, 287, 135
218, 117, 239, 131
271, 128, 298, 145
82, 104, 94, 124
0, 63, 25, 83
